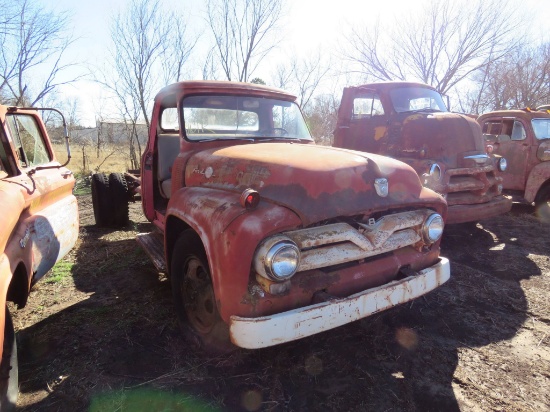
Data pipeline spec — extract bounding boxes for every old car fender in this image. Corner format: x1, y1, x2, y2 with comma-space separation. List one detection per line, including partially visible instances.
166, 186, 302, 322
525, 163, 550, 202
0, 254, 11, 360
0, 183, 25, 252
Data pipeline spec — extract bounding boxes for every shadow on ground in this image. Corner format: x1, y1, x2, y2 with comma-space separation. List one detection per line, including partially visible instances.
14, 203, 545, 411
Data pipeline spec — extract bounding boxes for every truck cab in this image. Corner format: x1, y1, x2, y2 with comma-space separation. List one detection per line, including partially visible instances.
94, 81, 450, 351
333, 82, 512, 224
0, 105, 78, 409
478, 108, 550, 220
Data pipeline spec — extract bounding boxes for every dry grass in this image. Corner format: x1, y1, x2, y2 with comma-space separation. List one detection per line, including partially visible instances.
52, 143, 135, 176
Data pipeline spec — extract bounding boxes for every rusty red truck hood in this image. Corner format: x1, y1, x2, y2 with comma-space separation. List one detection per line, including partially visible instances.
184, 142, 438, 225
390, 112, 485, 167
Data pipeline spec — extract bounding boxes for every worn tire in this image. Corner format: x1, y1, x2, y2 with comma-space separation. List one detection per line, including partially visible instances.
171, 230, 234, 353
91, 173, 113, 227
109, 173, 130, 227
535, 185, 550, 223
0, 307, 18, 412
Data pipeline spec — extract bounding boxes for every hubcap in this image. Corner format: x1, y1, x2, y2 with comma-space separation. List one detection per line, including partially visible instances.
181, 257, 217, 334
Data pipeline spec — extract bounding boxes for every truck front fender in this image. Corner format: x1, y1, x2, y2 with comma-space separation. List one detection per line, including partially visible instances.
525, 163, 550, 203
166, 186, 302, 322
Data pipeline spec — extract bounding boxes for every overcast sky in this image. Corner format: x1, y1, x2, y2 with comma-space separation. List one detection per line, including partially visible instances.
38, 0, 550, 126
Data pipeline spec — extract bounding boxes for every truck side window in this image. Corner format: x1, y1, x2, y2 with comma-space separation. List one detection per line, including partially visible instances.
353, 95, 384, 119
161, 108, 179, 131
511, 121, 526, 141
482, 121, 502, 135
6, 114, 50, 168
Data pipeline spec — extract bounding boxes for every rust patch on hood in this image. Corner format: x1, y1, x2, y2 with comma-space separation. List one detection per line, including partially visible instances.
184, 143, 427, 226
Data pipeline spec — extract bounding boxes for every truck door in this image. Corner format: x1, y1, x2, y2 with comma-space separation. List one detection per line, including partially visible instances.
482, 117, 530, 190
4, 111, 78, 281
334, 88, 387, 153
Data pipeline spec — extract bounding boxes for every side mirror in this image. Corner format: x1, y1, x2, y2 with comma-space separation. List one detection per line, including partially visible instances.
15, 107, 72, 173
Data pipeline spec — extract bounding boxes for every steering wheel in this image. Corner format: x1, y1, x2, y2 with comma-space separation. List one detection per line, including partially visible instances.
270, 127, 288, 136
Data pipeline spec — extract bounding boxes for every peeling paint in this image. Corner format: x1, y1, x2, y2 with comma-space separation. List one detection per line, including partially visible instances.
334, 82, 511, 223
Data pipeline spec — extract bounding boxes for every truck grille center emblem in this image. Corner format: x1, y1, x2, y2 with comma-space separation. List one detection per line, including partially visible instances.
374, 178, 389, 197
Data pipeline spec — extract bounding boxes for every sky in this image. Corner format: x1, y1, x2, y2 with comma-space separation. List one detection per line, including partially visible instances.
37, 0, 550, 126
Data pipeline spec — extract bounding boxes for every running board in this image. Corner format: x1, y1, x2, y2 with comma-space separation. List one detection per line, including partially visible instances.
136, 232, 166, 272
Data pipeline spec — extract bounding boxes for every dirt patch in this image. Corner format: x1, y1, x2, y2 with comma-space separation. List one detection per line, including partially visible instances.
11, 197, 550, 411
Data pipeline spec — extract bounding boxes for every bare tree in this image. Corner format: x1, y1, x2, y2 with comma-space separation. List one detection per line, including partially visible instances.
107, 0, 194, 129
464, 43, 550, 113
272, 50, 331, 112
304, 93, 340, 145
98, 0, 196, 167
344, 0, 524, 95
0, 0, 78, 106
206, 0, 284, 82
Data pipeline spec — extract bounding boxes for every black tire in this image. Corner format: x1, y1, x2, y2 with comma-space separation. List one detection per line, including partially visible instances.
171, 230, 234, 353
0, 307, 18, 411
109, 173, 130, 227
91, 173, 113, 227
535, 185, 550, 223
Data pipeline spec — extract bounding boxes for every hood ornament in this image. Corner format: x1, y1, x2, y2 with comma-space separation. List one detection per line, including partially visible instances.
374, 178, 389, 197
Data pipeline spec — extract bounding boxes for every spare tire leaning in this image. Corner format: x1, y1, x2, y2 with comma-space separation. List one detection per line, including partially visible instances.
91, 173, 113, 227
109, 173, 130, 227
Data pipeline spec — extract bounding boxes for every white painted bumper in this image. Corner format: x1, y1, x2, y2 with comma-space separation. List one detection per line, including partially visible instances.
229, 257, 450, 349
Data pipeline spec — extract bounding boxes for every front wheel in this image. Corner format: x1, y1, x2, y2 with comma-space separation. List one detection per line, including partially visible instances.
171, 231, 233, 353
0, 307, 18, 411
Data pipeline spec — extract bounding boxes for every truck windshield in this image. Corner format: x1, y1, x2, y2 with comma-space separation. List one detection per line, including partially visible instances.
389, 87, 448, 113
182, 95, 312, 141
532, 119, 550, 140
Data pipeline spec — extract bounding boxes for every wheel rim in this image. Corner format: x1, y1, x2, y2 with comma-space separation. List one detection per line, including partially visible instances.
181, 257, 217, 334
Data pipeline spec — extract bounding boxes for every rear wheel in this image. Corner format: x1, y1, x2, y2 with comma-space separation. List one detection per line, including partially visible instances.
0, 307, 18, 411
535, 185, 550, 223
109, 173, 130, 227
171, 231, 233, 353
91, 173, 113, 227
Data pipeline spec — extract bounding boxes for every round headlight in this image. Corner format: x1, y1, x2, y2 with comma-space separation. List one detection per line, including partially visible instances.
429, 163, 442, 181
498, 157, 507, 172
422, 213, 444, 244
255, 236, 301, 281
266, 242, 300, 280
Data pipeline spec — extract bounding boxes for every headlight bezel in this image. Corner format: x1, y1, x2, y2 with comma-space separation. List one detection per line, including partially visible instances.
254, 236, 301, 282
429, 163, 442, 181
422, 213, 444, 244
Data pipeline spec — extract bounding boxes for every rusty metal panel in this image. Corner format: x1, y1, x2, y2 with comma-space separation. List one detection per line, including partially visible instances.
334, 82, 510, 223
183, 143, 435, 227
229, 257, 450, 349
446, 195, 512, 224
29, 195, 79, 281
478, 110, 550, 197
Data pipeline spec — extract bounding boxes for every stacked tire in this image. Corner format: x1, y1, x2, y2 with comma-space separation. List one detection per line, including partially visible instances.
91, 172, 130, 227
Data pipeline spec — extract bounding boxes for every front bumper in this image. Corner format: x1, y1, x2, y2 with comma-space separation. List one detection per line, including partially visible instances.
446, 195, 512, 224
229, 257, 450, 349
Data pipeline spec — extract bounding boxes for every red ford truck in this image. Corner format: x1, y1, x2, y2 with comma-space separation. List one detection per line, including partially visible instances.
0, 106, 77, 409
91, 81, 450, 351
333, 82, 512, 224
478, 108, 550, 220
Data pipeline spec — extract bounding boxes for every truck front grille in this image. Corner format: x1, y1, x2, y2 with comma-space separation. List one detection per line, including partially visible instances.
283, 209, 435, 273
445, 165, 501, 206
